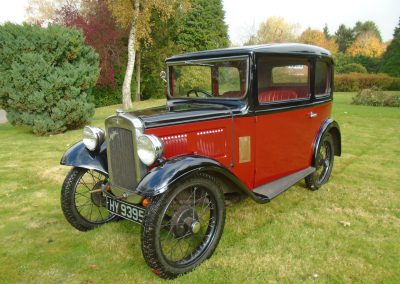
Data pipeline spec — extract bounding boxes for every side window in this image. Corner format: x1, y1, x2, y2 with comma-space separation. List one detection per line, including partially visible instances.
218, 67, 241, 96
173, 65, 211, 96
315, 61, 331, 96
257, 57, 310, 104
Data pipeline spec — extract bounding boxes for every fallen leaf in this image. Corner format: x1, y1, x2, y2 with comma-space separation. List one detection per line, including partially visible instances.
311, 273, 319, 279
89, 264, 98, 269
339, 220, 351, 227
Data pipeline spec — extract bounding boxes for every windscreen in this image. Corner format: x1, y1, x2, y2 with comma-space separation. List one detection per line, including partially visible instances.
168, 57, 249, 99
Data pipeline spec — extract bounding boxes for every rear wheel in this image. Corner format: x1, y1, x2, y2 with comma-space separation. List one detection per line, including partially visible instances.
305, 134, 335, 190
141, 173, 225, 279
61, 167, 117, 231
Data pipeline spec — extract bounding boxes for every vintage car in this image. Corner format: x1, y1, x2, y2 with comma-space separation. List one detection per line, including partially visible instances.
60, 43, 341, 279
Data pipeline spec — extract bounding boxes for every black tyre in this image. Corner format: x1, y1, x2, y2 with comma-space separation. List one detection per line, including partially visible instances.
305, 134, 335, 190
61, 167, 117, 231
141, 173, 226, 279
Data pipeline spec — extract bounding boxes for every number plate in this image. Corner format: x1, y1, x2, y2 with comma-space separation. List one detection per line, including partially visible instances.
106, 196, 145, 224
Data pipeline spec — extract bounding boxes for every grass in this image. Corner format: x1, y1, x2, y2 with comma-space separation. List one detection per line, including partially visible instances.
0, 93, 399, 283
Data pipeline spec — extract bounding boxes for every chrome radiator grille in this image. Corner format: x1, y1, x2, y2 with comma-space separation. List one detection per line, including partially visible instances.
107, 127, 137, 190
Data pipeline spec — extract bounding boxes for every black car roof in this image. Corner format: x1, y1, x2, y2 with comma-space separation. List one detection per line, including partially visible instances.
166, 43, 332, 62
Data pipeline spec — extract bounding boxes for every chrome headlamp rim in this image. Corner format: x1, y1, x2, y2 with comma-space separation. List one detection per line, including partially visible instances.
137, 134, 164, 166
83, 126, 105, 151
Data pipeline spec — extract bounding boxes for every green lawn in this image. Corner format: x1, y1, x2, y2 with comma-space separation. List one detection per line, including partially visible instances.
0, 93, 399, 283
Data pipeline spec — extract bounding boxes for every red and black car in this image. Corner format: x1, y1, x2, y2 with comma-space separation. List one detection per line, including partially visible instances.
60, 43, 341, 279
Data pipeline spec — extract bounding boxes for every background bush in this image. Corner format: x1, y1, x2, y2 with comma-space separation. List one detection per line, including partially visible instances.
388, 77, 400, 91
0, 23, 99, 135
340, 63, 367, 74
335, 73, 394, 92
352, 87, 400, 107
334, 53, 381, 74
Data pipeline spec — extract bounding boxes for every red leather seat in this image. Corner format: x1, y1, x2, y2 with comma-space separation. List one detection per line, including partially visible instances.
258, 89, 298, 103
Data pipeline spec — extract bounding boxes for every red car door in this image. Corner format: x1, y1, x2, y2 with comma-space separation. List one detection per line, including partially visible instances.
254, 56, 317, 187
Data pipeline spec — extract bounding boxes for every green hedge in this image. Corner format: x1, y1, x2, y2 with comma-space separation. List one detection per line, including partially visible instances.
0, 23, 99, 135
335, 73, 397, 92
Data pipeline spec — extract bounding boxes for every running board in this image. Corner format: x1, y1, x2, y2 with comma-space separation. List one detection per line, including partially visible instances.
252, 167, 315, 201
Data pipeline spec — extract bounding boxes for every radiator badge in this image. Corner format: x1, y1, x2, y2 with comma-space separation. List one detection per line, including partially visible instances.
110, 131, 118, 141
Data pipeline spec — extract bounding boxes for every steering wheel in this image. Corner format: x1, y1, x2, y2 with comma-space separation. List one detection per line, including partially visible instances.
186, 88, 213, 98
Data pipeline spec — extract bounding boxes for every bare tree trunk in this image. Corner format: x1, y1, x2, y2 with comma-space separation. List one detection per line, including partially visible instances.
121, 0, 140, 110
135, 51, 141, 102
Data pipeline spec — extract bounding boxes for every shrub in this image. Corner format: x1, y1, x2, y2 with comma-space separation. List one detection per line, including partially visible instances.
388, 77, 400, 91
334, 53, 381, 74
93, 86, 122, 107
335, 73, 393, 92
352, 87, 400, 107
0, 23, 99, 135
341, 63, 367, 74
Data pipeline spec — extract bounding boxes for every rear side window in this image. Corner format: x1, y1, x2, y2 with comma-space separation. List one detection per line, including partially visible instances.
271, 65, 308, 84
257, 57, 310, 104
315, 61, 331, 96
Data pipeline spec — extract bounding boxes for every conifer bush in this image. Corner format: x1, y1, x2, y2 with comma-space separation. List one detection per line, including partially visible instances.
0, 23, 99, 135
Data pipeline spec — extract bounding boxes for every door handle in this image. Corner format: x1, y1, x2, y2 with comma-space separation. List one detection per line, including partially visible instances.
309, 112, 318, 118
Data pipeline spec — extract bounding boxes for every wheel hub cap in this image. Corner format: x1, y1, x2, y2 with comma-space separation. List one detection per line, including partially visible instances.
191, 221, 201, 234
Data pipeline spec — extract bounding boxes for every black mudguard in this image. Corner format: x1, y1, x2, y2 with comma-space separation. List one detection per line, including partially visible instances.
312, 119, 341, 167
135, 155, 250, 197
60, 141, 108, 175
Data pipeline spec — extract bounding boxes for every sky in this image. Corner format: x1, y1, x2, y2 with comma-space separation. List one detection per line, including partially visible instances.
0, 0, 399, 45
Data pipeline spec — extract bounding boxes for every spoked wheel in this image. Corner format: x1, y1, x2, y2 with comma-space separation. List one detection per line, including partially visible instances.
306, 134, 335, 190
61, 167, 117, 231
141, 173, 225, 279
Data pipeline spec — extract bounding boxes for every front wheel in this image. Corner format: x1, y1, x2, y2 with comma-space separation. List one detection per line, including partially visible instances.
141, 173, 226, 279
305, 134, 335, 190
61, 167, 117, 231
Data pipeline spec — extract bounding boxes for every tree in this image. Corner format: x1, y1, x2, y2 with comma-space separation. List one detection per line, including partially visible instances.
323, 24, 331, 39
0, 23, 99, 135
380, 18, 400, 76
54, 0, 124, 86
334, 24, 355, 53
353, 21, 382, 42
245, 16, 299, 45
346, 32, 386, 58
106, 0, 185, 109
25, 0, 79, 24
177, 0, 229, 52
140, 6, 186, 99
299, 28, 338, 54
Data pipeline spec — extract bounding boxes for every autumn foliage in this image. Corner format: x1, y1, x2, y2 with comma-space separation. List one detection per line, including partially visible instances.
54, 1, 123, 86
245, 17, 299, 45
346, 32, 386, 58
299, 28, 338, 54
